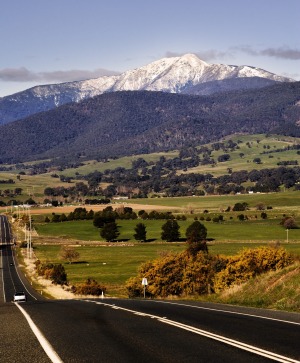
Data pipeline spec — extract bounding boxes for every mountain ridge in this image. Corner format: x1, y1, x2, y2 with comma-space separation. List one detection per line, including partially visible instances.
0, 53, 293, 125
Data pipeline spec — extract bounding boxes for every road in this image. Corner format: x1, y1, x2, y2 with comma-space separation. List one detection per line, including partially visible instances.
1, 214, 300, 362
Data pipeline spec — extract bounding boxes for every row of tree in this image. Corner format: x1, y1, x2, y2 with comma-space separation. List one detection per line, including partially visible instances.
97, 219, 207, 243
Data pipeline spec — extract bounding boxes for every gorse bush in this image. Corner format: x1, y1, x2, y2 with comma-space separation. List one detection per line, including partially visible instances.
71, 278, 106, 296
126, 246, 293, 298
35, 260, 68, 285
126, 250, 226, 298
213, 246, 293, 292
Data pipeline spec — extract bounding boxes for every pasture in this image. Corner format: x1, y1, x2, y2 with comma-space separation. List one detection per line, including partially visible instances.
32, 241, 300, 297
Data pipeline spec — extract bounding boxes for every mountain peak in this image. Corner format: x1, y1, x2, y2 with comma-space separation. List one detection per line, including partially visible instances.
178, 53, 208, 65
0, 53, 294, 125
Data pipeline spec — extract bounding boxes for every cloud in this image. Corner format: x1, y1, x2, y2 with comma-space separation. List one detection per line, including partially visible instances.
260, 47, 300, 60
235, 46, 300, 60
0, 67, 39, 82
0, 67, 120, 83
165, 46, 300, 63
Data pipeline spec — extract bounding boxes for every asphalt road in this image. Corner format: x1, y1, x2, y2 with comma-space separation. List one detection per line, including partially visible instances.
1, 214, 300, 363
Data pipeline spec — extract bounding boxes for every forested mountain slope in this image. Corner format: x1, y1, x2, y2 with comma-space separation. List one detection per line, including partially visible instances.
0, 53, 292, 125
0, 82, 299, 163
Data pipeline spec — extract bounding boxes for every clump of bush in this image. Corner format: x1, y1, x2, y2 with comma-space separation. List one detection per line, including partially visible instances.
35, 260, 68, 285
213, 246, 293, 292
71, 278, 106, 296
126, 246, 293, 298
126, 251, 226, 298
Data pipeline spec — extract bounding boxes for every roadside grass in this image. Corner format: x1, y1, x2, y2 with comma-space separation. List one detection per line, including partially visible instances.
212, 262, 300, 312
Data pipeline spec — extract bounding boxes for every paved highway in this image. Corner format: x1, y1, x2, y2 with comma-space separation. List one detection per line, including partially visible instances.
1, 214, 300, 362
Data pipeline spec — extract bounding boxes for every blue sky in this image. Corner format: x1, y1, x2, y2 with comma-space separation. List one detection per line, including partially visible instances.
1, 0, 299, 97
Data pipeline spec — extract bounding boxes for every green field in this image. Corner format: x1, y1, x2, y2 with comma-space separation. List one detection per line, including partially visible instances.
123, 191, 300, 212
29, 195, 300, 297
34, 215, 300, 243
32, 241, 300, 297
2, 133, 299, 299
1, 134, 300, 206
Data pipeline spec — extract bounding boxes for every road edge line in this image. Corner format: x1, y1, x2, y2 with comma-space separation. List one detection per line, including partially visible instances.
14, 302, 63, 363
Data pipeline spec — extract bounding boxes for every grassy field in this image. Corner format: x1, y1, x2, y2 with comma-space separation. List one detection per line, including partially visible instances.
123, 191, 300, 212
33, 215, 300, 243
29, 198, 300, 298
33, 243, 185, 296
32, 241, 300, 297
3, 133, 299, 301
1, 134, 300, 206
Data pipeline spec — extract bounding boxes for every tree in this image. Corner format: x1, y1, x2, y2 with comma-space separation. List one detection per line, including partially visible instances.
233, 202, 248, 211
185, 221, 208, 256
253, 157, 262, 164
51, 214, 60, 223
161, 220, 180, 242
217, 154, 230, 162
93, 209, 116, 228
134, 223, 147, 242
100, 222, 120, 242
281, 217, 298, 230
237, 214, 246, 221
59, 246, 80, 264
59, 213, 68, 222
186, 221, 207, 241
261, 212, 268, 220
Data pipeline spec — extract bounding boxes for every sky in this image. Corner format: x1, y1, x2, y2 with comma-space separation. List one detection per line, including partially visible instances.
1, 0, 299, 97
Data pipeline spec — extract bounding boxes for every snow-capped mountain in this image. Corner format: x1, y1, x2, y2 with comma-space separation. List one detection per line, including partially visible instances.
0, 53, 293, 124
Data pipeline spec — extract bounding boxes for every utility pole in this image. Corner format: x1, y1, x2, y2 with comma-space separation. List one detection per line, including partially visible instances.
25, 206, 33, 258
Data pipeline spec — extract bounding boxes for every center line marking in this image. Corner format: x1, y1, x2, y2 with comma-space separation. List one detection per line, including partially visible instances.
83, 300, 299, 363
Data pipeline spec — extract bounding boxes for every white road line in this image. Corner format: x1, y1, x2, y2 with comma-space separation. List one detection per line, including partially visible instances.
159, 318, 299, 363
83, 300, 299, 363
15, 302, 64, 363
12, 252, 37, 300
153, 300, 300, 326
1, 250, 6, 302
0, 217, 7, 302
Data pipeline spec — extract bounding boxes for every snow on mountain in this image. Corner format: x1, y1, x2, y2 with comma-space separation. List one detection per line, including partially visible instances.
0, 53, 294, 125
79, 53, 292, 94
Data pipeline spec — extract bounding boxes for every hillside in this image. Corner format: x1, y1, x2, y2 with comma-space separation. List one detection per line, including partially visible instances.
214, 262, 300, 312
0, 53, 292, 125
0, 82, 299, 164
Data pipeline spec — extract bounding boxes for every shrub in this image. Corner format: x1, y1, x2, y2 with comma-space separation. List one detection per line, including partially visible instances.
233, 202, 248, 211
261, 212, 268, 219
35, 260, 67, 285
71, 279, 106, 296
126, 251, 224, 298
281, 217, 298, 229
126, 246, 294, 299
213, 246, 293, 292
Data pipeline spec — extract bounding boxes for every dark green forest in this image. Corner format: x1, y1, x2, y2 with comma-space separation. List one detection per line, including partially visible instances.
0, 82, 299, 164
